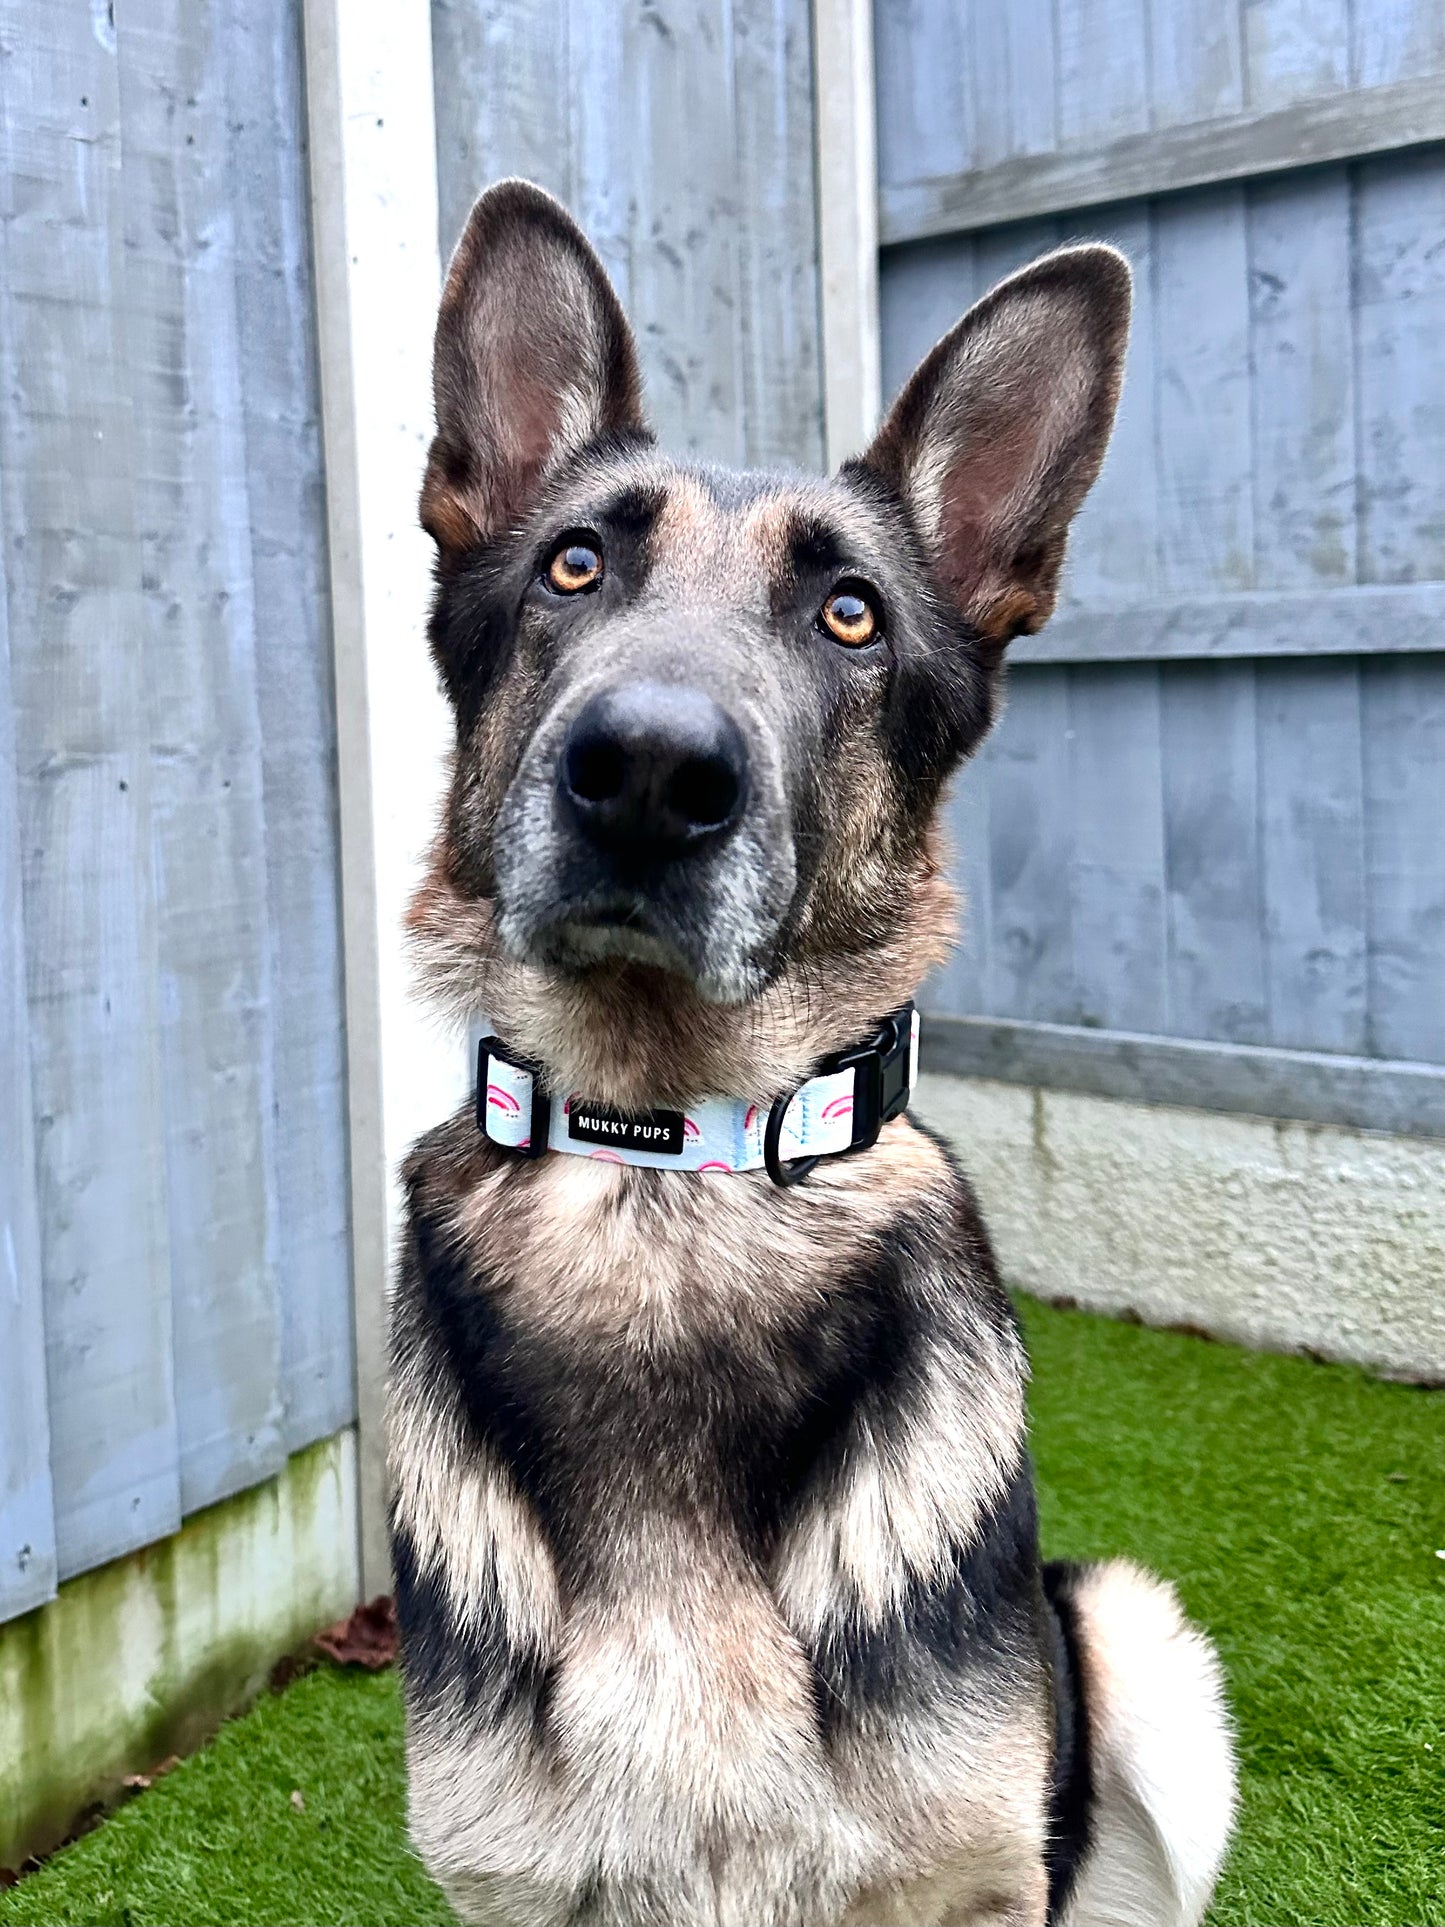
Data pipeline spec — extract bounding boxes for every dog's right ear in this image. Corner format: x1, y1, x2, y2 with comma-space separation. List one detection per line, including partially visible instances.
420, 180, 648, 557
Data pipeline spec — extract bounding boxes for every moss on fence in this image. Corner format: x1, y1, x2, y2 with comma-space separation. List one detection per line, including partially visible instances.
0, 1430, 358, 1871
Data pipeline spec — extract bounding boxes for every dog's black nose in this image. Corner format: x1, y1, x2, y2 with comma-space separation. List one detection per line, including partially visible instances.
560, 681, 748, 857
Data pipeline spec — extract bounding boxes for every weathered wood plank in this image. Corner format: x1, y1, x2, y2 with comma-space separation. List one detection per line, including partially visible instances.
0, 500, 58, 1624
1056, 0, 1151, 148
117, 0, 285, 1516
968, 0, 1058, 169
877, 73, 1445, 246
1160, 664, 1269, 1044
984, 667, 1078, 1023
563, 0, 633, 298
1003, 0, 1059, 158
879, 0, 1063, 190
1242, 0, 1349, 112
1154, 185, 1254, 596
734, 0, 826, 468
872, 0, 975, 191
620, 0, 746, 460
1016, 584, 1445, 663
963, 3, 1012, 175
1067, 667, 1168, 1034
1147, 0, 1243, 128
222, 0, 354, 1452
1246, 167, 1357, 587
1360, 658, 1445, 1064
1355, 147, 1445, 586
0, 0, 181, 1578
1354, 0, 1445, 88
918, 1012, 1445, 1139
1256, 658, 1368, 1053
933, 733, 996, 1019
431, 0, 571, 260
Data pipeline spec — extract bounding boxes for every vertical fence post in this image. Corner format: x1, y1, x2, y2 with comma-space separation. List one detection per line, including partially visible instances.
812, 0, 882, 470
302, 0, 462, 1600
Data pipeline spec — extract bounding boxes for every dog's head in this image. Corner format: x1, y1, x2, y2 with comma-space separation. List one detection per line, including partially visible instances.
410, 181, 1129, 1104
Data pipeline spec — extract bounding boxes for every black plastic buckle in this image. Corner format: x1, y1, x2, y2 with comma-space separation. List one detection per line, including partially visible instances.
763, 1002, 915, 1188
476, 1035, 551, 1158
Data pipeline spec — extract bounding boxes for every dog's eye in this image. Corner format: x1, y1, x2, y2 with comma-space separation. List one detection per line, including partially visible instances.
546, 538, 604, 595
820, 583, 880, 647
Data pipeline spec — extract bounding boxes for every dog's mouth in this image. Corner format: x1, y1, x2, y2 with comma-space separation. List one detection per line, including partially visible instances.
534, 899, 695, 978
504, 883, 777, 1006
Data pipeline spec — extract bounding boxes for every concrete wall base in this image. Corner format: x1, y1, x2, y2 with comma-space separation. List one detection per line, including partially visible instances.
916, 1073, 1445, 1384
0, 1428, 359, 1870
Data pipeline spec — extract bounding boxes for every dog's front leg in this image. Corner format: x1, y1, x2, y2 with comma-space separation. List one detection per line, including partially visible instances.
842, 1850, 1049, 1927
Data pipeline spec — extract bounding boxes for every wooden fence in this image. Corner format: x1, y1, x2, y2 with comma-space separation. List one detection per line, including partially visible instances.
0, 0, 352, 1624
876, 0, 1445, 1138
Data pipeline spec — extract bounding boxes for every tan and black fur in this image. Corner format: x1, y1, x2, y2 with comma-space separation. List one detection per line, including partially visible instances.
392, 179, 1237, 1927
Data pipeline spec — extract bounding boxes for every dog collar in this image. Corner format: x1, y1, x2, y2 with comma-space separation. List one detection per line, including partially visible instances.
476, 1004, 920, 1187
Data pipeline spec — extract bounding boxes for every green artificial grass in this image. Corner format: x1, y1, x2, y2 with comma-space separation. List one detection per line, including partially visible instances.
3, 1298, 1442, 1927
1023, 1301, 1445, 1927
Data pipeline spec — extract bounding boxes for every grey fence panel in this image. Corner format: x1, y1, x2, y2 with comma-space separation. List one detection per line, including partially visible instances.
874, 0, 1445, 192
879, 170, 1445, 615
0, 513, 57, 1623
940, 643, 1445, 1079
878, 234, 979, 403
0, 0, 182, 1579
1245, 0, 1349, 110
1068, 667, 1168, 1038
1057, 0, 1151, 148
432, 0, 824, 471
983, 668, 1076, 1024
117, 0, 286, 1517
1357, 149, 1445, 585
1361, 659, 1445, 1065
1158, 663, 1269, 1044
1248, 169, 1355, 585
221, 0, 354, 1454
873, 1, 973, 223
1153, 185, 1254, 597
0, 0, 350, 1621
1149, 0, 1244, 127
883, 111, 1445, 1110
431, 0, 571, 254
729, 0, 826, 471
1356, 0, 1445, 85
1255, 658, 1369, 1055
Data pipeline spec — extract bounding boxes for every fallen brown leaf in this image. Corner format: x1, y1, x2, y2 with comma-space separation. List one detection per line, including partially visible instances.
314, 1594, 398, 1670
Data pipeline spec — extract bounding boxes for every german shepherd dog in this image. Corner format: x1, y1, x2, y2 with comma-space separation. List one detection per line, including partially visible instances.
393, 179, 1236, 1927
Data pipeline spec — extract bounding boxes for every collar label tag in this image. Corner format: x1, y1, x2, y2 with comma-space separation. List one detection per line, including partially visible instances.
566, 1101, 686, 1157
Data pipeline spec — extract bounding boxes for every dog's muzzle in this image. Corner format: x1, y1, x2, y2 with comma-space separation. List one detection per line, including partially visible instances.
492, 670, 797, 1002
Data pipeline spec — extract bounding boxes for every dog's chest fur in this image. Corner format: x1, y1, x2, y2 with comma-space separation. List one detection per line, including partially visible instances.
389, 1113, 1049, 1927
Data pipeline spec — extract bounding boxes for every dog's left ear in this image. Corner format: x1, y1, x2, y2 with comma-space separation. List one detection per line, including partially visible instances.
421, 179, 649, 556
856, 244, 1130, 652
